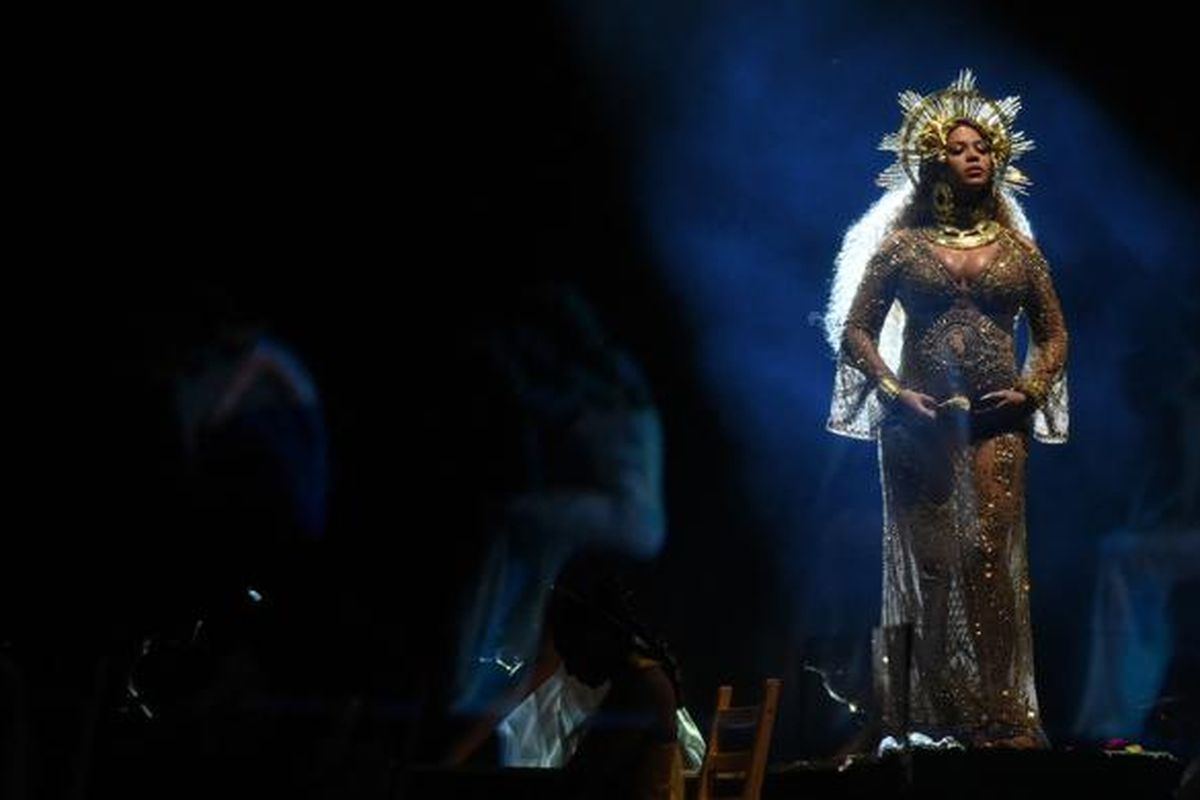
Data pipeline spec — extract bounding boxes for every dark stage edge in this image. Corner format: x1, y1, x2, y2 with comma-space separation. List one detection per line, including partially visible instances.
400, 749, 1187, 799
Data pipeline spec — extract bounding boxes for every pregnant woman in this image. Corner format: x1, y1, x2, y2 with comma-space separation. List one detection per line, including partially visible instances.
825, 70, 1069, 750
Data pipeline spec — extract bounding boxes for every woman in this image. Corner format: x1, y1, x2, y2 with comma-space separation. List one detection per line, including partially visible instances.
824, 70, 1069, 750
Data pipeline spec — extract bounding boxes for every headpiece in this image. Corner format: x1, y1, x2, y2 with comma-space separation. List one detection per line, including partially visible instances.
875, 68, 1035, 194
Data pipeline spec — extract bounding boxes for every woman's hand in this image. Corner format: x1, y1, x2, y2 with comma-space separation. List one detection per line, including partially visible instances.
974, 388, 1031, 431
978, 388, 1029, 413
895, 388, 939, 421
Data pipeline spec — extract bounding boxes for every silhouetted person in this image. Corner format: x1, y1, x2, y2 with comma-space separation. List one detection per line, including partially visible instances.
174, 292, 327, 598
409, 283, 667, 765
550, 567, 685, 800
86, 289, 362, 798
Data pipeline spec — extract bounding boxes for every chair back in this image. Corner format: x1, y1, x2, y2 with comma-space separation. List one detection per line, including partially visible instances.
695, 678, 780, 800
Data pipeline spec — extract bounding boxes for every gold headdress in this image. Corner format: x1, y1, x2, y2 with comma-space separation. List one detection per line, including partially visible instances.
875, 68, 1035, 194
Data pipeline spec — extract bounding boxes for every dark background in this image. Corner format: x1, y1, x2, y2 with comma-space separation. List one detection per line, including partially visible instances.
15, 0, 1198, 779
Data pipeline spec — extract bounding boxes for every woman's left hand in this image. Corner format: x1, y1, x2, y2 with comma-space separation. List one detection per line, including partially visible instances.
978, 388, 1029, 413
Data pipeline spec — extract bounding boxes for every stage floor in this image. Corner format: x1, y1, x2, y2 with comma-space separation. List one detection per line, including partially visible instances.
402, 748, 1188, 799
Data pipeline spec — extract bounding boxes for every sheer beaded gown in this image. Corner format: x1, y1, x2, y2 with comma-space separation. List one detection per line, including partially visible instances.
828, 225, 1069, 747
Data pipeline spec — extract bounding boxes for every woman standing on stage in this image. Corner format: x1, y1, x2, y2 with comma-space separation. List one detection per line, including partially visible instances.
825, 70, 1069, 750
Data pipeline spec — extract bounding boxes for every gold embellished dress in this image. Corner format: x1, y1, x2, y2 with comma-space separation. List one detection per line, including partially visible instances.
827, 226, 1069, 746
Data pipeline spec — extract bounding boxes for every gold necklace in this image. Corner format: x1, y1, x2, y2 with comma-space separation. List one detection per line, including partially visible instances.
922, 219, 1001, 249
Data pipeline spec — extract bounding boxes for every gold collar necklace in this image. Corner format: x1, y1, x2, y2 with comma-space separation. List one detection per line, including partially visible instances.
922, 218, 1002, 249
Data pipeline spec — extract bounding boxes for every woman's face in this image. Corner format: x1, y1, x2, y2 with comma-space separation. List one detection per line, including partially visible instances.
944, 123, 993, 189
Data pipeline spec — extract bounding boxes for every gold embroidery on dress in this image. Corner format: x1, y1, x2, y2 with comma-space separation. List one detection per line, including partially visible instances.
831, 226, 1068, 746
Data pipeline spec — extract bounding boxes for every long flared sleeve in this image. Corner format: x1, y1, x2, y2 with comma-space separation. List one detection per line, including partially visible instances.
1015, 239, 1069, 443
826, 233, 905, 440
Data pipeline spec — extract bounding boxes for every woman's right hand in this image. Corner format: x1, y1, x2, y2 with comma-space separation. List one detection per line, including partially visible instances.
895, 388, 939, 421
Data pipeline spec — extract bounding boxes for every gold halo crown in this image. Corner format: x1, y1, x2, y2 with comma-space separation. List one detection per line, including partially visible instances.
876, 68, 1035, 194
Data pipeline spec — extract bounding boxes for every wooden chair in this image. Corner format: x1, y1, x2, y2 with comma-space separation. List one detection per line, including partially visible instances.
695, 678, 781, 800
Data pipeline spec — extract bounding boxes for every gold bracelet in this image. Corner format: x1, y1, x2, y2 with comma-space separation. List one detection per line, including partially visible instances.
877, 375, 902, 401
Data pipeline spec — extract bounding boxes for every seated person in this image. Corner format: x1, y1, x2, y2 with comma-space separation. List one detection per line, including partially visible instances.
549, 575, 685, 800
